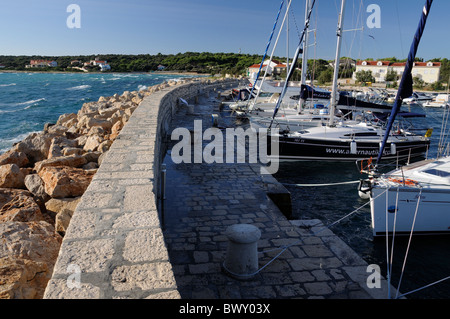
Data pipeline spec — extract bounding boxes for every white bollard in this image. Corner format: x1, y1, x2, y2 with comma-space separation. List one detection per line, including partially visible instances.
223, 224, 261, 280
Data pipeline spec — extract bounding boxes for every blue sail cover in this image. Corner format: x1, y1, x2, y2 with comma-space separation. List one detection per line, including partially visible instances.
376, 0, 433, 165
300, 84, 331, 100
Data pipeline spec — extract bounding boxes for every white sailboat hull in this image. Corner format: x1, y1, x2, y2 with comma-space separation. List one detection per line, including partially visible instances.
370, 186, 450, 236
369, 157, 450, 237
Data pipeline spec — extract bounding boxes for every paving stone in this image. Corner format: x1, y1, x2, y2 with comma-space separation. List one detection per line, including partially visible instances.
304, 282, 333, 295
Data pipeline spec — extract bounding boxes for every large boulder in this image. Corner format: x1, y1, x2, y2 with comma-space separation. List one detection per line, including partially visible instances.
0, 164, 25, 189
56, 113, 77, 127
13, 132, 54, 164
34, 155, 88, 173
83, 135, 103, 152
0, 150, 29, 168
0, 221, 62, 299
109, 120, 123, 141
0, 188, 44, 223
45, 197, 81, 236
24, 174, 49, 201
38, 166, 94, 198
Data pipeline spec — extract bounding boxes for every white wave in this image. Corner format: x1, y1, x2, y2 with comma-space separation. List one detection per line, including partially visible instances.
0, 131, 38, 153
0, 83, 16, 87
66, 85, 91, 90
0, 109, 15, 114
16, 98, 47, 106
138, 84, 148, 91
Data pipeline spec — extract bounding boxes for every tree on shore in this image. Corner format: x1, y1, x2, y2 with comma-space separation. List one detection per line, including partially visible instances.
355, 70, 375, 84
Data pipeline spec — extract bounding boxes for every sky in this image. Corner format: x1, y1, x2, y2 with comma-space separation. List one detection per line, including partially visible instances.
0, 0, 448, 61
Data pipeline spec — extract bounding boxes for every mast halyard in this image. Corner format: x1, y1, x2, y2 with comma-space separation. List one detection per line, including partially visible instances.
328, 0, 346, 127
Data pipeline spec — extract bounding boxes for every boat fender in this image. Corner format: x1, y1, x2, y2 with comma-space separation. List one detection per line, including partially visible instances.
358, 179, 372, 200
390, 143, 396, 155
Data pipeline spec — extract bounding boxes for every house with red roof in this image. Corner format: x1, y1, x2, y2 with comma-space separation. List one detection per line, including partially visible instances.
247, 59, 288, 80
354, 60, 441, 84
26, 60, 58, 68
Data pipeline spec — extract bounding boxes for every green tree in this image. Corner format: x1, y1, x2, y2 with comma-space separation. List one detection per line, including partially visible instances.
413, 76, 425, 89
355, 70, 375, 84
385, 69, 398, 82
318, 68, 333, 84
430, 81, 444, 91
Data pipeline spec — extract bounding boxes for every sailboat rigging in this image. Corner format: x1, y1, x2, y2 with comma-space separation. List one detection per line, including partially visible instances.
363, 0, 450, 238
259, 0, 430, 162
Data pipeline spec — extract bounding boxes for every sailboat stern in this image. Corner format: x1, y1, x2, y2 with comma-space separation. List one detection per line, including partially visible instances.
370, 184, 450, 237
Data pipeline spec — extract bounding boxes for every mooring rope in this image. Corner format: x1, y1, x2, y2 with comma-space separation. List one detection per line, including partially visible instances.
282, 180, 361, 187
223, 188, 389, 279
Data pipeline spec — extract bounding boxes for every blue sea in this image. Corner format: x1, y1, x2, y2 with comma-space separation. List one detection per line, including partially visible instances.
0, 72, 196, 154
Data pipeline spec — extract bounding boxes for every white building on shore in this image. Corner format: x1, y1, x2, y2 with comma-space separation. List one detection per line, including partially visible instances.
26, 60, 58, 68
247, 59, 288, 80
353, 60, 441, 84
84, 59, 111, 71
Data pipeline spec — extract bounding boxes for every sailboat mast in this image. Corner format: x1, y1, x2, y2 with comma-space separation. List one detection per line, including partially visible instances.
328, 0, 346, 127
286, 2, 289, 72
299, 0, 311, 112
375, 0, 433, 166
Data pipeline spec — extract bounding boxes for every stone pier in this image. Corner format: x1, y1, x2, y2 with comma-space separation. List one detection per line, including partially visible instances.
44, 78, 398, 299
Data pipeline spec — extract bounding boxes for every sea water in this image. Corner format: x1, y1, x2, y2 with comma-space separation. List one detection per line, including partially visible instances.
0, 72, 196, 153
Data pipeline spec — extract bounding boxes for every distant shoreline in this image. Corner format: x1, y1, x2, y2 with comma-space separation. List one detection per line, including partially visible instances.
0, 70, 204, 76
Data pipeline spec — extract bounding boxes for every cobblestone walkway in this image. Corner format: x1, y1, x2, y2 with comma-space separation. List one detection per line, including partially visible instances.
161, 93, 395, 299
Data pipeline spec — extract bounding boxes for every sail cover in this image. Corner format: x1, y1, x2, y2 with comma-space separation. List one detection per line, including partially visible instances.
300, 84, 331, 100
337, 94, 392, 113
376, 0, 433, 166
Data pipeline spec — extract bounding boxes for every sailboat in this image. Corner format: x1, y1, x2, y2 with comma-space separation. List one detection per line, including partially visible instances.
263, 0, 431, 162
359, 0, 450, 237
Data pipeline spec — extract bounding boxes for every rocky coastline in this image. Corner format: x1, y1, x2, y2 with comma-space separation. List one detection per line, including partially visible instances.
0, 78, 195, 298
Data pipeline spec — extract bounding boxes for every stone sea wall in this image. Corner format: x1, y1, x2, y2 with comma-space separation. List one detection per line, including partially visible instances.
0, 76, 241, 299
40, 77, 241, 299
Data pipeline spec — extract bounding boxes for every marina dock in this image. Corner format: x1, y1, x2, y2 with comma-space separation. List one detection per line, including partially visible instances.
43, 79, 397, 299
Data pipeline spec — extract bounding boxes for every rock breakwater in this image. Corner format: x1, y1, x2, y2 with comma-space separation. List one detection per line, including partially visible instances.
0, 78, 195, 298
